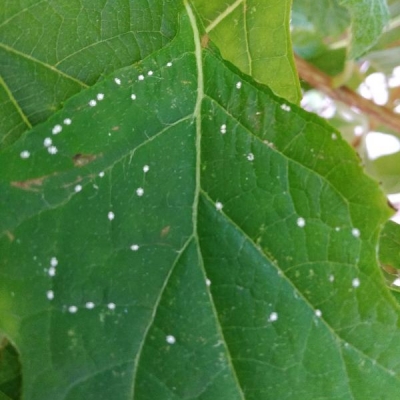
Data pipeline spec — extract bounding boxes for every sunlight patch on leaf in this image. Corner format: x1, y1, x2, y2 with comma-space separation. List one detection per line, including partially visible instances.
193, 0, 301, 103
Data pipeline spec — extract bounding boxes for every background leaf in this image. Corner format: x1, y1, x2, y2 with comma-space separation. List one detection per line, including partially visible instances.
1, 4, 400, 400
292, 0, 390, 59
340, 0, 390, 58
366, 151, 400, 194
193, 0, 301, 103
0, 0, 182, 149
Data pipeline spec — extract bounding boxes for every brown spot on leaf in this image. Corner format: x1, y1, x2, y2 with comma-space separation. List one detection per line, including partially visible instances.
201, 34, 210, 49
160, 226, 170, 238
5, 231, 14, 242
73, 153, 97, 167
11, 177, 46, 192
111, 126, 120, 131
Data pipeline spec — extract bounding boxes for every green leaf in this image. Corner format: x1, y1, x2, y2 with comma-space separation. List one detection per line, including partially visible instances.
378, 221, 400, 299
366, 151, 400, 194
292, 0, 350, 38
380, 221, 400, 271
1, 4, 399, 399
193, 0, 301, 104
339, 0, 390, 58
0, 0, 182, 148
292, 0, 390, 59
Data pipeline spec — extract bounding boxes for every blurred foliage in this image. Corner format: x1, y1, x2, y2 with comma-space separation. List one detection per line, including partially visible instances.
293, 0, 400, 203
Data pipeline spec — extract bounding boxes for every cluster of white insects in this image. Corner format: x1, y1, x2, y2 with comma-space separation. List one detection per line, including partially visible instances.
17, 53, 364, 348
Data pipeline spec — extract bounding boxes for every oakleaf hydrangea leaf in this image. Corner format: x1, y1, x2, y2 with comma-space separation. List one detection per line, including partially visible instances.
0, 4, 399, 399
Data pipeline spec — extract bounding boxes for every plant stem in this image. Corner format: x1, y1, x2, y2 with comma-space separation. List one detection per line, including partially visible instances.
294, 54, 400, 135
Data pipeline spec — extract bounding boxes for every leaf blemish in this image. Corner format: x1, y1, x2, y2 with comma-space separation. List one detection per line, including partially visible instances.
96, 93, 104, 101
108, 211, 115, 221
215, 202, 223, 211
220, 124, 226, 134
63, 118, 72, 125
114, 78, 121, 85
280, 104, 291, 112
72, 153, 97, 167
89, 99, 97, 107
11, 176, 46, 191
130, 244, 140, 251
160, 226, 170, 237
136, 188, 144, 197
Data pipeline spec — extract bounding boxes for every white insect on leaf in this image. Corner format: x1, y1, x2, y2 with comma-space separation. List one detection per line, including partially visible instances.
352, 278, 360, 288
52, 124, 62, 135
20, 150, 30, 159
297, 217, 306, 228
352, 228, 361, 238
166, 335, 176, 344
48, 146, 58, 155
268, 312, 278, 322
46, 290, 54, 300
